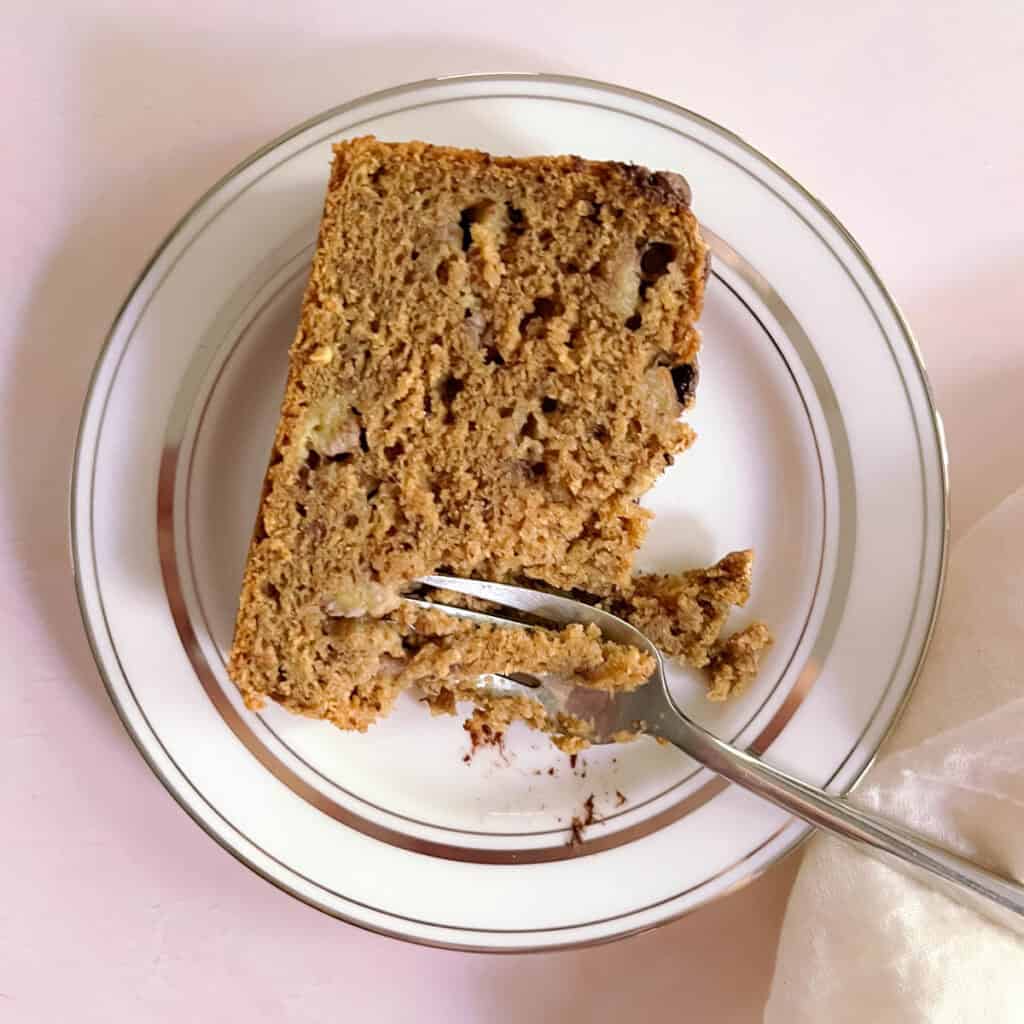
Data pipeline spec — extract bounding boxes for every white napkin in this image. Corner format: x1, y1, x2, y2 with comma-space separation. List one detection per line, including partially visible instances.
765, 487, 1024, 1023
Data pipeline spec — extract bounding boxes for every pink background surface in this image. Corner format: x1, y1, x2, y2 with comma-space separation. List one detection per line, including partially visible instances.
4, 2, 1023, 1020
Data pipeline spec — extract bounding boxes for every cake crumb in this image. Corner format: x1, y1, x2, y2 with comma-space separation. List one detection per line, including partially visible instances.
569, 794, 598, 846
706, 622, 773, 701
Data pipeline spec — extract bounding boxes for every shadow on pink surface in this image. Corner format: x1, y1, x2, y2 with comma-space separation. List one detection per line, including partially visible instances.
903, 255, 1024, 541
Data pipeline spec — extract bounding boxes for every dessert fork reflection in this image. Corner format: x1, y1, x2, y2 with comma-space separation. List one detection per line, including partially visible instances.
411, 573, 1024, 935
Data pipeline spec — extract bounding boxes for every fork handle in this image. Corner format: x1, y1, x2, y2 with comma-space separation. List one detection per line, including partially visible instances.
658, 714, 1024, 936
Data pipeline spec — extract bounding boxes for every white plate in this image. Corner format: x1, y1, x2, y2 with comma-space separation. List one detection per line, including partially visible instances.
71, 74, 948, 951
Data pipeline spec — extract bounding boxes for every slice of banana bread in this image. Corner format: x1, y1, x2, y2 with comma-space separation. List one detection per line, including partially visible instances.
228, 137, 770, 743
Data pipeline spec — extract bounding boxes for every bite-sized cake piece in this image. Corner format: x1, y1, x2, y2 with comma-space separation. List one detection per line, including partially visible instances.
605, 550, 759, 669
228, 136, 769, 743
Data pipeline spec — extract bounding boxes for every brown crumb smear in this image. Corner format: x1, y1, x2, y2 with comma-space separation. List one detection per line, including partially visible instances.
569, 794, 598, 846
227, 136, 772, 749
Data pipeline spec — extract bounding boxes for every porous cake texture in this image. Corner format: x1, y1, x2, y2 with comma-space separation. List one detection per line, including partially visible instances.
229, 137, 770, 748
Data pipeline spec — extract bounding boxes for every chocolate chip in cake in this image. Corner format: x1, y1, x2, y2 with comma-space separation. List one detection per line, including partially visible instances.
670, 362, 698, 406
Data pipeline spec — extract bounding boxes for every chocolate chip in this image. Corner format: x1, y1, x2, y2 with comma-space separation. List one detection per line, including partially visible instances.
658, 171, 692, 206
614, 163, 692, 206
670, 362, 698, 406
641, 242, 677, 279
441, 375, 465, 404
458, 207, 474, 252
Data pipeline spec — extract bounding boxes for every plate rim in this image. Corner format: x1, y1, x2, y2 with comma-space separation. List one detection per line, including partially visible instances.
69, 71, 951, 953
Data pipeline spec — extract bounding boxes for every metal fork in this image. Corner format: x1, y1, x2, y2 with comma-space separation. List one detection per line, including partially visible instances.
413, 573, 1024, 935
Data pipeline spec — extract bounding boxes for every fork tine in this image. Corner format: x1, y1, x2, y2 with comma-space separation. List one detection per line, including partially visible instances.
415, 574, 655, 652
416, 574, 586, 626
